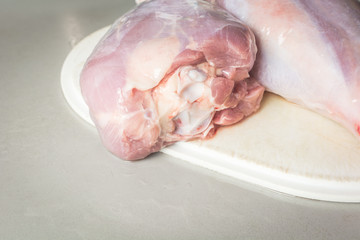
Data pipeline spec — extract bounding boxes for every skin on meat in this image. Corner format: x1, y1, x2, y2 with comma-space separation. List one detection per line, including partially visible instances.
215, 0, 360, 137
80, 0, 264, 160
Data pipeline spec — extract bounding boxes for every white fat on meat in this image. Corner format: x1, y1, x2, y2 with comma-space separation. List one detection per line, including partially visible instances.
126, 37, 180, 91
154, 64, 215, 140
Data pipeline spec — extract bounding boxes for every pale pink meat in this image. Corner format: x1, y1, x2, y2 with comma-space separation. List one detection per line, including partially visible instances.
215, 0, 360, 137
80, 0, 264, 160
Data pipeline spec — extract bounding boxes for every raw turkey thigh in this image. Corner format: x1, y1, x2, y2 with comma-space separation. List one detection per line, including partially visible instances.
80, 0, 264, 160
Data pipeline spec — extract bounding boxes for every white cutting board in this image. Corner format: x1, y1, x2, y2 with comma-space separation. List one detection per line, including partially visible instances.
61, 26, 360, 202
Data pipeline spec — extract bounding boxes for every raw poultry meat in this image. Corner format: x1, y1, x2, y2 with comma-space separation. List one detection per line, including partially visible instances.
80, 0, 264, 160
214, 0, 360, 137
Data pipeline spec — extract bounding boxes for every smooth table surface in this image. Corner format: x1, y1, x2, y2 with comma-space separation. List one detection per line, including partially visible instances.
1, 0, 360, 239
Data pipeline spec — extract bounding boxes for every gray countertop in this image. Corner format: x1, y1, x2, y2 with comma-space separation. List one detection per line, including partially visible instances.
1, 0, 360, 239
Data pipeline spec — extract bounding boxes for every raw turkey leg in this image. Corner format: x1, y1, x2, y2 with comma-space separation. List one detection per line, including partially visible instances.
80, 0, 264, 160
215, 0, 360, 136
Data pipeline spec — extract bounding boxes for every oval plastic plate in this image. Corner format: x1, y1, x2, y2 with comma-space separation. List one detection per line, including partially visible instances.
61, 26, 360, 203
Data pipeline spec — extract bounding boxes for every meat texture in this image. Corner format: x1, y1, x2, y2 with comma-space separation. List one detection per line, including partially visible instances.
80, 0, 264, 160
215, 0, 360, 136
